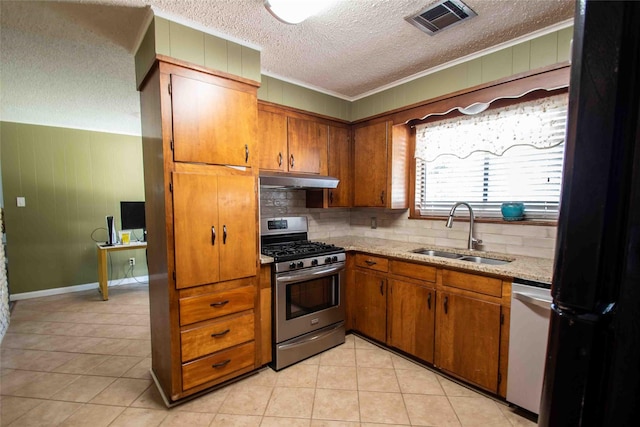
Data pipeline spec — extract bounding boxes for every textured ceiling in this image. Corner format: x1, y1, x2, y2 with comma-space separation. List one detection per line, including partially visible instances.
0, 0, 575, 135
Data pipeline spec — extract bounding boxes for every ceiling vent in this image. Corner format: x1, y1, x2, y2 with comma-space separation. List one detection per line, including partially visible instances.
406, 0, 477, 36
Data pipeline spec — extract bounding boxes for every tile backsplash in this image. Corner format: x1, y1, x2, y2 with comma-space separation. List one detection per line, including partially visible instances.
260, 189, 557, 259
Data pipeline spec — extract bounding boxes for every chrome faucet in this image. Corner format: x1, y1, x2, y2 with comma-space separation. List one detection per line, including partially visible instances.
446, 202, 482, 250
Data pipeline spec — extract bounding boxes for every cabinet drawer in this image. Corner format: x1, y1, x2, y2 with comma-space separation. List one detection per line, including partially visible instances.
355, 254, 389, 272
179, 285, 255, 326
390, 260, 436, 282
182, 341, 255, 390
441, 270, 503, 297
181, 312, 255, 362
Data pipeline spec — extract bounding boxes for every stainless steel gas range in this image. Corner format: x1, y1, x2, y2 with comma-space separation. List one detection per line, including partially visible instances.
261, 216, 346, 370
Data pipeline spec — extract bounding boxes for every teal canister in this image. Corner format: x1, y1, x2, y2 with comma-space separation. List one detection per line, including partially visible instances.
501, 202, 525, 221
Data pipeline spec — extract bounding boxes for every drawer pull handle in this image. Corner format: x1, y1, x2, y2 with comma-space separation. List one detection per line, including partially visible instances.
365, 260, 377, 266
211, 328, 230, 338
290, 154, 295, 168
223, 225, 227, 244
211, 226, 216, 245
212, 359, 231, 369
278, 152, 283, 167
210, 300, 229, 307
245, 144, 249, 163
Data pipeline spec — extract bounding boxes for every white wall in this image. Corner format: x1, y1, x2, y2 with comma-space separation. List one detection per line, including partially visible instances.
260, 188, 557, 259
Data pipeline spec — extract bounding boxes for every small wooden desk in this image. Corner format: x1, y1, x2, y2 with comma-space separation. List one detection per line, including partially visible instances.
96, 242, 147, 300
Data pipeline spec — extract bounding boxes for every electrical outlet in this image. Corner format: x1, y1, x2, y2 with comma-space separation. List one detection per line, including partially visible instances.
129, 257, 135, 266
371, 217, 377, 229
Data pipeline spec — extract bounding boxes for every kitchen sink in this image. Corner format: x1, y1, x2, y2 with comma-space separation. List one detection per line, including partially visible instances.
411, 248, 465, 259
411, 248, 512, 265
458, 256, 511, 265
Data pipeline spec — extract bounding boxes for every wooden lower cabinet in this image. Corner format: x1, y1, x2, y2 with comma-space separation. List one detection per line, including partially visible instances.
388, 279, 435, 364
353, 270, 387, 343
348, 253, 510, 397
434, 291, 502, 392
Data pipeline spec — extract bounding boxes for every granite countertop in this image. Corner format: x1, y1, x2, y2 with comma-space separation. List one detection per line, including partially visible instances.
259, 236, 553, 283
327, 236, 553, 283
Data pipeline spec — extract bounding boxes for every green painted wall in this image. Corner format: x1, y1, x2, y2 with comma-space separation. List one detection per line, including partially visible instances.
350, 27, 573, 121
135, 16, 261, 87
257, 75, 351, 121
0, 122, 147, 295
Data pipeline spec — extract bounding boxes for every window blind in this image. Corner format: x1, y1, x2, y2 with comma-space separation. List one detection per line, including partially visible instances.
415, 93, 568, 219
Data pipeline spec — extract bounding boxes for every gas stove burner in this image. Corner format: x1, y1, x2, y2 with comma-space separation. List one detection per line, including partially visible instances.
262, 240, 344, 262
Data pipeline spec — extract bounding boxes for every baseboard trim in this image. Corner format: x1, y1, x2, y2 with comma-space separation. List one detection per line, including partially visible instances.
9, 276, 149, 301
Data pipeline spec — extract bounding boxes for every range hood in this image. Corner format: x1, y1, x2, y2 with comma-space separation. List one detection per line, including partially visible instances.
259, 171, 339, 189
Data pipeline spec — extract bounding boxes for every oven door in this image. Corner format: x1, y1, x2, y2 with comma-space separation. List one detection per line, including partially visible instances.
274, 262, 345, 343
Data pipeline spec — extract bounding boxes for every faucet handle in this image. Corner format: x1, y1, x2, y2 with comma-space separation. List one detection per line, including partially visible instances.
472, 237, 483, 249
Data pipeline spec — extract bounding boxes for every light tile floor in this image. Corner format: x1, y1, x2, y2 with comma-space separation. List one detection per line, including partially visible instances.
0, 283, 536, 426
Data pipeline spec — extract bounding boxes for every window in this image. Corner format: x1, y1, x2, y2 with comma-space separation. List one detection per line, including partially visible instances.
414, 93, 568, 219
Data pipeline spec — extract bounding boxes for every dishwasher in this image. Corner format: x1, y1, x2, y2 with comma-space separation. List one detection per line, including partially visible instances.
506, 278, 552, 415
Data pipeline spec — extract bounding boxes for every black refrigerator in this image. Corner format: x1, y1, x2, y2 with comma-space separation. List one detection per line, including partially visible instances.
539, 1, 640, 426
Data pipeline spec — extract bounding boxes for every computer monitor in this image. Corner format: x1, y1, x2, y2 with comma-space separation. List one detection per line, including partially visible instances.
120, 201, 146, 240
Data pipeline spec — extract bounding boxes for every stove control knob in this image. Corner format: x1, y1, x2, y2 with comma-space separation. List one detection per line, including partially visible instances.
289, 262, 296, 270
311, 259, 318, 266
297, 261, 304, 268
332, 256, 338, 262
325, 257, 332, 264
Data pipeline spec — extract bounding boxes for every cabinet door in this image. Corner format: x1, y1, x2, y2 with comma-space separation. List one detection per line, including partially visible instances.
327, 125, 351, 207
388, 279, 435, 363
353, 121, 389, 207
354, 270, 387, 343
287, 117, 328, 174
171, 74, 256, 167
217, 175, 257, 282
435, 291, 501, 392
258, 109, 288, 171
173, 171, 219, 288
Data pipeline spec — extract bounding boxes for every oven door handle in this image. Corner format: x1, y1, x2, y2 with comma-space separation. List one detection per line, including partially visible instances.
276, 265, 344, 284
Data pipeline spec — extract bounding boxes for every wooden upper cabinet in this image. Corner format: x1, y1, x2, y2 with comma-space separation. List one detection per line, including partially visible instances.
173, 170, 257, 289
353, 121, 408, 209
258, 109, 287, 172
435, 291, 502, 393
388, 279, 435, 364
287, 117, 328, 175
305, 124, 352, 209
327, 125, 351, 207
171, 74, 256, 167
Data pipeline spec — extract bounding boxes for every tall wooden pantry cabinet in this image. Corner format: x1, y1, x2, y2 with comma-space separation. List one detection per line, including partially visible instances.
138, 56, 262, 404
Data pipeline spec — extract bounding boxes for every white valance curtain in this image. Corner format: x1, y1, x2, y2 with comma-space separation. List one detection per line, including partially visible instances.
415, 93, 569, 163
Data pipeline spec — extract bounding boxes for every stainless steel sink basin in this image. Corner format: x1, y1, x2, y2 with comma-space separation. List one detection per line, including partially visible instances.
411, 249, 464, 259
458, 256, 511, 265
411, 248, 512, 265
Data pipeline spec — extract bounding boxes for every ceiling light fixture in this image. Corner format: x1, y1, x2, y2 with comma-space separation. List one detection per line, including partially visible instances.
264, 0, 335, 24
